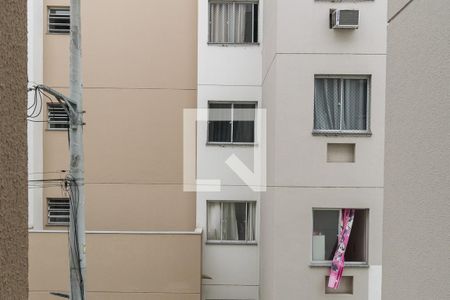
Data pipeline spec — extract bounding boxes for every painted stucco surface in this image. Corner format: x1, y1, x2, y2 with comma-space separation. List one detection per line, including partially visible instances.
0, 0, 28, 298
383, 0, 450, 299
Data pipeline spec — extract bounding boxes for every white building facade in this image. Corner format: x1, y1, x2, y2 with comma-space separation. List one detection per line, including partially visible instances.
197, 0, 386, 299
260, 0, 386, 299
197, 1, 263, 299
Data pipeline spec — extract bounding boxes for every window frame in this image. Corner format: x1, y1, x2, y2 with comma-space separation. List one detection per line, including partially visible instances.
208, 0, 259, 45
47, 103, 70, 131
47, 6, 70, 35
206, 200, 257, 245
311, 208, 369, 266
312, 75, 371, 136
47, 197, 70, 226
207, 101, 258, 145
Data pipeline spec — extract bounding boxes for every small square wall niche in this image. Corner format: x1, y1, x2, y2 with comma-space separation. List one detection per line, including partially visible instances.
327, 143, 355, 163
325, 276, 353, 294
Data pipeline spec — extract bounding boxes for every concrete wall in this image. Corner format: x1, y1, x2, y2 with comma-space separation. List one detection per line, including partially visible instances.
29, 231, 202, 299
0, 0, 28, 297
383, 1, 450, 299
37, 0, 198, 230
261, 0, 386, 299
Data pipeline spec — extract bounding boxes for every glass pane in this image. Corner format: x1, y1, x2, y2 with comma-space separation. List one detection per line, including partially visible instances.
342, 79, 368, 130
314, 78, 341, 130
246, 202, 256, 241
209, 2, 231, 43
207, 202, 222, 240
208, 103, 232, 142
313, 210, 339, 261
222, 202, 246, 240
233, 103, 255, 143
346, 209, 367, 262
233, 3, 253, 43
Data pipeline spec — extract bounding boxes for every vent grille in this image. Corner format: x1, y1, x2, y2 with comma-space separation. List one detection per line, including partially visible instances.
48, 198, 70, 226
339, 10, 359, 26
48, 103, 69, 130
48, 7, 70, 34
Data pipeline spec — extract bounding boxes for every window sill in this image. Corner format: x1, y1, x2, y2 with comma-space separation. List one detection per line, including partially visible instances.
312, 131, 372, 137
206, 142, 256, 147
206, 240, 258, 246
207, 42, 260, 47
309, 262, 369, 268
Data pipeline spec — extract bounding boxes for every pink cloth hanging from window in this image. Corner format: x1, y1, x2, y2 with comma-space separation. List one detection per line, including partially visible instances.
328, 209, 355, 289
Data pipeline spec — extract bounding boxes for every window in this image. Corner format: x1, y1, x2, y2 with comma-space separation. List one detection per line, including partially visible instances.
314, 76, 370, 134
208, 102, 256, 144
47, 198, 70, 226
207, 201, 256, 243
312, 209, 368, 263
48, 103, 69, 130
48, 7, 70, 34
209, 0, 258, 44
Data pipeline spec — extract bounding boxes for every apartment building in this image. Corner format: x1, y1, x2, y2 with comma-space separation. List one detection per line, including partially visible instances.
0, 0, 28, 298
196, 1, 262, 299
29, 0, 389, 299
383, 1, 450, 299
261, 0, 386, 299
28, 0, 201, 299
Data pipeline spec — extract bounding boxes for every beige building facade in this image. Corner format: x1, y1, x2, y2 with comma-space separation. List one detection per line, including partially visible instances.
29, 0, 201, 299
0, 0, 28, 298
383, 0, 450, 299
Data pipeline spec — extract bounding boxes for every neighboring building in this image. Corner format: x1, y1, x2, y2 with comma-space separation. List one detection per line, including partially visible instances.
260, 0, 386, 299
196, 1, 262, 299
28, 0, 201, 299
0, 0, 28, 298
28, 0, 395, 299
383, 1, 450, 299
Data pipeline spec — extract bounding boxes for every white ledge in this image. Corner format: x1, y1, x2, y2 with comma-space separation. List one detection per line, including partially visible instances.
29, 227, 203, 235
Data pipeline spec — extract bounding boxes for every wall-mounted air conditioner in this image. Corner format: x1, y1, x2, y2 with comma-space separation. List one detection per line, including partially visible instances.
330, 9, 359, 29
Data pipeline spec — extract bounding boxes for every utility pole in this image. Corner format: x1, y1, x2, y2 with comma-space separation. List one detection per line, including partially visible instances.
68, 0, 86, 299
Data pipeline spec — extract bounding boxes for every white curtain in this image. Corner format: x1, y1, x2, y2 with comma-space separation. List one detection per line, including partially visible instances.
210, 2, 229, 43
210, 2, 250, 43
246, 203, 256, 240
314, 78, 341, 130
342, 79, 367, 130
222, 203, 239, 240
234, 4, 248, 43
207, 202, 221, 240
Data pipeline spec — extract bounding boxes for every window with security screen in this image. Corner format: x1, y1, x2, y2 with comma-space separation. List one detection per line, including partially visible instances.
207, 201, 256, 243
208, 101, 257, 144
48, 7, 70, 34
314, 76, 370, 134
209, 0, 258, 44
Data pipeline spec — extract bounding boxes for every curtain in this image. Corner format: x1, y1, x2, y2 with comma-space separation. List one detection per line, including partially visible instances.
207, 202, 222, 240
222, 203, 239, 240
342, 79, 367, 130
233, 3, 249, 43
233, 103, 256, 143
314, 78, 341, 130
210, 2, 252, 43
210, 2, 230, 43
328, 209, 356, 289
246, 203, 256, 240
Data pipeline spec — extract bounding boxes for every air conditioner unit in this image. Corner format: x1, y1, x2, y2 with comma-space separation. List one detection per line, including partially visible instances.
331, 9, 359, 29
